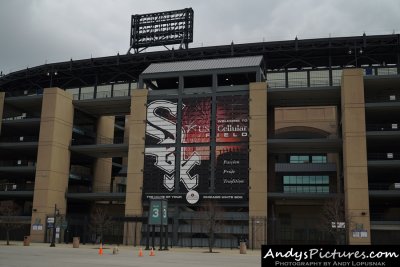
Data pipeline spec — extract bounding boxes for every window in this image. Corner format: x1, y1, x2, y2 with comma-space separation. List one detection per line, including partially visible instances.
312, 155, 327, 163
310, 70, 329, 87
283, 175, 329, 193
288, 71, 307, 87
289, 155, 327, 163
266, 72, 285, 88
289, 155, 309, 163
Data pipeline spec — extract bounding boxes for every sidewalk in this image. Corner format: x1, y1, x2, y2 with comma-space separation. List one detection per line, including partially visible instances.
0, 241, 260, 267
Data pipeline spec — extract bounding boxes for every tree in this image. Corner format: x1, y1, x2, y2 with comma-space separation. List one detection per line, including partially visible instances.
320, 195, 351, 245
199, 201, 224, 253
0, 201, 22, 245
89, 206, 113, 244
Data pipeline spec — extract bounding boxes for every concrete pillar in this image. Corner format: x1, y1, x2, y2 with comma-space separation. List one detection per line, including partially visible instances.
341, 69, 371, 244
248, 82, 268, 248
0, 92, 5, 134
124, 89, 148, 245
92, 116, 115, 192
30, 88, 74, 242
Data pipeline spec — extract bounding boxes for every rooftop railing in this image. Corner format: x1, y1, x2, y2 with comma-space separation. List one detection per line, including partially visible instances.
366, 123, 400, 131
368, 153, 400, 160
71, 136, 128, 145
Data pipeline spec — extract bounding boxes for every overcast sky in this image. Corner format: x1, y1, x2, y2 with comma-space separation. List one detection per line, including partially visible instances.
0, 0, 399, 74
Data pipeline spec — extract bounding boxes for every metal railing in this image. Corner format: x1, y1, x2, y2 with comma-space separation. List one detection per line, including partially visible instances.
0, 183, 34, 191
71, 136, 128, 145
366, 123, 400, 131
0, 136, 39, 142
368, 153, 400, 160
365, 95, 400, 103
2, 115, 40, 121
67, 185, 117, 193
0, 160, 36, 167
73, 89, 130, 100
4, 89, 43, 98
370, 213, 400, 221
369, 183, 400, 190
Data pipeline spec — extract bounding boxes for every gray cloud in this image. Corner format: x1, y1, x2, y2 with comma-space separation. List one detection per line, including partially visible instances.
0, 0, 399, 74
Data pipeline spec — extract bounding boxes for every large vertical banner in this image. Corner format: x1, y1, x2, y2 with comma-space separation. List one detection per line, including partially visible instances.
143, 95, 249, 202
144, 99, 178, 194
213, 95, 249, 199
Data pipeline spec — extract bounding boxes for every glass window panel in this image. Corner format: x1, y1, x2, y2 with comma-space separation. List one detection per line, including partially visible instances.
266, 72, 286, 88
283, 176, 290, 184
332, 69, 342, 86
288, 71, 307, 88
312, 155, 327, 163
310, 70, 329, 87
290, 155, 299, 163
66, 88, 79, 100
297, 176, 303, 184
80, 86, 94, 100
96, 85, 112, 98
303, 176, 309, 184
315, 176, 322, 184
290, 176, 297, 184
113, 83, 130, 97
300, 156, 309, 163
309, 176, 316, 184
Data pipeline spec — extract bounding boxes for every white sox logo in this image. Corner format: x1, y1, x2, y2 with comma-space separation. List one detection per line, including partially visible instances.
145, 100, 200, 191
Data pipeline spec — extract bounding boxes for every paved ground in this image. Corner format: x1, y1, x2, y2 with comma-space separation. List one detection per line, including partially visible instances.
0, 242, 260, 267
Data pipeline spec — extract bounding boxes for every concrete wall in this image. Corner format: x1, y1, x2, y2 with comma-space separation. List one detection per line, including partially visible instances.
275, 106, 337, 136
341, 69, 371, 244
30, 88, 74, 242
248, 82, 268, 248
92, 116, 115, 191
124, 90, 148, 245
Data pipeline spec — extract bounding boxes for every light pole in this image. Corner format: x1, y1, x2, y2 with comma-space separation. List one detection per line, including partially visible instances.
47, 69, 58, 87
348, 47, 363, 67
50, 204, 59, 247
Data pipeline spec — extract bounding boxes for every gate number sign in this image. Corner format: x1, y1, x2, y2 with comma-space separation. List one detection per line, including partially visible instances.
148, 200, 168, 225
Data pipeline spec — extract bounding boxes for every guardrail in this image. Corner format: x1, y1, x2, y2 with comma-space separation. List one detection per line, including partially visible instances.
0, 136, 39, 142
71, 136, 128, 145
0, 160, 36, 167
0, 183, 34, 191
368, 153, 400, 160
365, 95, 400, 103
73, 89, 130, 100
369, 183, 400, 190
67, 185, 116, 193
370, 213, 400, 221
366, 123, 400, 131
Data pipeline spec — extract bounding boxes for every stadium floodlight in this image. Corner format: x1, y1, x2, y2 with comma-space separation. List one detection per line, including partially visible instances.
127, 8, 194, 54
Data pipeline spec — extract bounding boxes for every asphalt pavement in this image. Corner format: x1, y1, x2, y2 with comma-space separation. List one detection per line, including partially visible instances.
0, 242, 260, 267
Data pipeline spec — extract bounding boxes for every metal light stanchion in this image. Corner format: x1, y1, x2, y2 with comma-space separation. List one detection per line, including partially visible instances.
50, 204, 59, 247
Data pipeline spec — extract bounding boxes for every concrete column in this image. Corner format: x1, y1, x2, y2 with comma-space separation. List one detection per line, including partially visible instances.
124, 89, 147, 245
92, 116, 115, 192
0, 92, 5, 135
341, 69, 371, 244
30, 88, 74, 242
248, 82, 268, 248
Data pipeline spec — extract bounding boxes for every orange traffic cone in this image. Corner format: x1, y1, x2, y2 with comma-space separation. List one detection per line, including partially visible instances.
138, 247, 143, 257
98, 243, 103, 256
149, 247, 155, 256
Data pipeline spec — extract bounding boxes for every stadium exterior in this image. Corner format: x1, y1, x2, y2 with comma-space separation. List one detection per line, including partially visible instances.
0, 34, 400, 247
